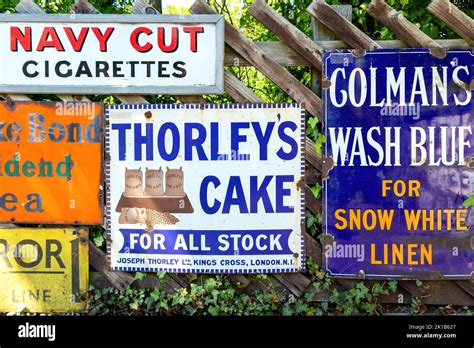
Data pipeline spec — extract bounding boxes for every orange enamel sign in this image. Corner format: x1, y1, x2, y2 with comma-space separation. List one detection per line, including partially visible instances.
0, 102, 103, 224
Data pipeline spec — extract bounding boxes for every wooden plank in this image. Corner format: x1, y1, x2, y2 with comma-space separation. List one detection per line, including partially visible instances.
305, 168, 321, 185
307, 0, 381, 50
89, 241, 134, 291
131, 0, 160, 14
248, 0, 323, 71
224, 70, 265, 103
399, 281, 474, 306
312, 5, 352, 95
306, 137, 334, 178
305, 185, 322, 215
190, 0, 323, 121
15, 0, 43, 13
428, 0, 474, 45
454, 280, 474, 298
367, 0, 446, 58
71, 0, 100, 14
273, 273, 312, 297
223, 39, 470, 67
313, 38, 470, 50
225, 43, 308, 67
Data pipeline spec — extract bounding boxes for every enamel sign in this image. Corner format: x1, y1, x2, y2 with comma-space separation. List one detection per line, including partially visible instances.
0, 228, 88, 312
0, 101, 103, 224
0, 14, 224, 95
324, 48, 473, 279
107, 104, 305, 273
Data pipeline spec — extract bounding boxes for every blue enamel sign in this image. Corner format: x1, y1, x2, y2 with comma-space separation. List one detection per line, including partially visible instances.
323, 48, 473, 279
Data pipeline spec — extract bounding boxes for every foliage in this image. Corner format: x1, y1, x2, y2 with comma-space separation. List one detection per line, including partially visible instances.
89, 272, 400, 316
90, 226, 106, 247
305, 210, 323, 241
463, 196, 474, 208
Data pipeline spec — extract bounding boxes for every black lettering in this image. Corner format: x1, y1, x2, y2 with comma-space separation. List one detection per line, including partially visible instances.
23, 60, 39, 78
172, 61, 187, 78
113, 61, 125, 77
55, 60, 72, 78
46, 240, 65, 268
95, 61, 109, 77
14, 240, 42, 268
75, 61, 92, 77
158, 61, 170, 78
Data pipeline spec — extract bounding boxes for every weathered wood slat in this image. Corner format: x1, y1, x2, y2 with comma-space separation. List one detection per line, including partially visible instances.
131, 0, 159, 15
305, 168, 321, 185
427, 0, 474, 45
224, 70, 265, 103
307, 0, 381, 50
305, 137, 334, 179
273, 273, 312, 297
305, 185, 322, 215
367, 0, 446, 58
225, 43, 308, 67
89, 241, 134, 291
249, 0, 323, 71
15, 0, 43, 13
72, 0, 100, 14
399, 281, 474, 306
190, 0, 323, 121
453, 280, 474, 298
224, 39, 470, 67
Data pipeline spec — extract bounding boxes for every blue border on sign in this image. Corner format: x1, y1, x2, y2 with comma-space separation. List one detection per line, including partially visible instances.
105, 103, 306, 274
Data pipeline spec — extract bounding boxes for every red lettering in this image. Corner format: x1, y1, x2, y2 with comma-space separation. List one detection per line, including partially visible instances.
10, 26, 32, 52
183, 26, 204, 52
130, 27, 153, 53
37, 27, 65, 51
91, 27, 114, 52
64, 27, 89, 52
157, 27, 179, 53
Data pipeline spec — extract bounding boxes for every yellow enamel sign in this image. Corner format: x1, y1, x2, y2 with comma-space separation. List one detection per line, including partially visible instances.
0, 228, 88, 312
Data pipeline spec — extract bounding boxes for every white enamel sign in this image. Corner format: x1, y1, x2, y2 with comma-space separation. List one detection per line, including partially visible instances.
0, 14, 224, 94
106, 104, 305, 273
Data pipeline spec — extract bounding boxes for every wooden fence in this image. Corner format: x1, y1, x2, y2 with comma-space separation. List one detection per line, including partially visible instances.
4, 0, 473, 307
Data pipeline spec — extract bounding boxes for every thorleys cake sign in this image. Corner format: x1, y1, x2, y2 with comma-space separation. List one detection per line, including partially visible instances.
324, 48, 473, 279
0, 14, 224, 95
106, 104, 305, 273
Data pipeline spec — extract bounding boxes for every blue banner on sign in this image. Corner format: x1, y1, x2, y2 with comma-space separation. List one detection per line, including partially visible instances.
118, 229, 293, 255
323, 48, 473, 279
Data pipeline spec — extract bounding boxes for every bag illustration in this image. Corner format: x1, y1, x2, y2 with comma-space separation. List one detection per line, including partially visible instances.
144, 167, 164, 196
165, 166, 184, 196
124, 167, 143, 197
118, 207, 147, 224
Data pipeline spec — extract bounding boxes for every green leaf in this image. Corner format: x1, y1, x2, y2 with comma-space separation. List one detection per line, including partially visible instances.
304, 292, 315, 301
282, 304, 293, 316
416, 279, 423, 287
310, 183, 323, 199
92, 234, 105, 247
156, 270, 167, 279
463, 196, 474, 208
204, 278, 217, 293
150, 289, 161, 301
208, 305, 220, 316
314, 134, 326, 155
133, 272, 146, 281
388, 280, 398, 293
